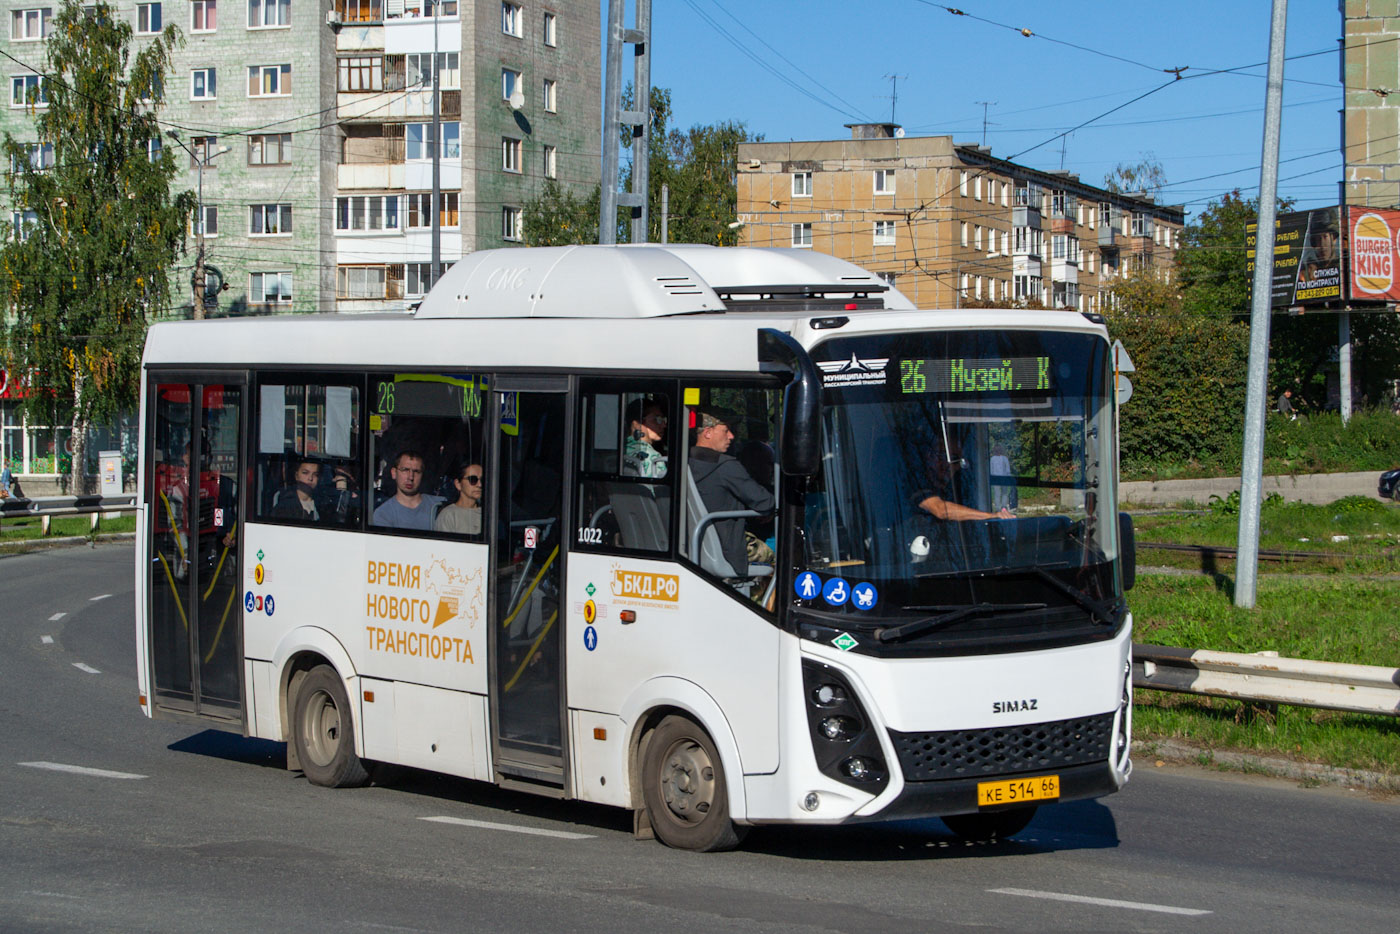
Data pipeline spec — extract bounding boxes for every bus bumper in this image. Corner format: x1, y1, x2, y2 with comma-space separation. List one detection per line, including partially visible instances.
849, 759, 1122, 823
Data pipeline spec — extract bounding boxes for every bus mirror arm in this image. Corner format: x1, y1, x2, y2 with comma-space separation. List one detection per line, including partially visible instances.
758, 329, 821, 477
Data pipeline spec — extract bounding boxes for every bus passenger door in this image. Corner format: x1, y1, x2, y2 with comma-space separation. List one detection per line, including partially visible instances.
490, 384, 570, 787
146, 378, 245, 723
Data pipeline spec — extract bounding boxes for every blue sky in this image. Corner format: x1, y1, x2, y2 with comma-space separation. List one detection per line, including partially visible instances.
618, 1, 1346, 218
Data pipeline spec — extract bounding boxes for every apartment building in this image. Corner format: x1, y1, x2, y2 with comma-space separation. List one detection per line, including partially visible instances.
0, 0, 599, 317
736, 124, 1184, 312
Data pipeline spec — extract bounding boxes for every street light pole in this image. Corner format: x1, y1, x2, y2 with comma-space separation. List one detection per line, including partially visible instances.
167, 132, 220, 319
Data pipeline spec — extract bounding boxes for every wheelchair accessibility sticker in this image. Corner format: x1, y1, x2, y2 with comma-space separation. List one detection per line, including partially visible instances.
822, 577, 850, 607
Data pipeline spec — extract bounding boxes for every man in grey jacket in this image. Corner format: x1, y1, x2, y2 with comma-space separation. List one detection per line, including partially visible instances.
689, 409, 774, 577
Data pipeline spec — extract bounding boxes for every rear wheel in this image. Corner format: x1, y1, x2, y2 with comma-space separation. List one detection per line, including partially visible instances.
942, 806, 1037, 841
292, 665, 369, 788
642, 716, 745, 852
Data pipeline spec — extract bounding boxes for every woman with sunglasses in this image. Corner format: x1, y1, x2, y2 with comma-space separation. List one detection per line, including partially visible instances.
434, 460, 484, 535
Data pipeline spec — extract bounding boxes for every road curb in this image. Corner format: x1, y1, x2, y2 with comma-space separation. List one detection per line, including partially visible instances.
0, 532, 136, 555
1133, 737, 1398, 793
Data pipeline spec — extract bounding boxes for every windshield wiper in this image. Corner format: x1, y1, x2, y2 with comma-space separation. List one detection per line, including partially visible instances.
1032, 567, 1118, 625
876, 602, 1047, 643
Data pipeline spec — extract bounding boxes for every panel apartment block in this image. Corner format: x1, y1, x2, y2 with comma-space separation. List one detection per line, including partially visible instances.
1343, 0, 1400, 207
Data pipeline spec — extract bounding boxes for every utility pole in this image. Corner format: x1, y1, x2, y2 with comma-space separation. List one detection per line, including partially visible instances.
599, 0, 651, 243
167, 132, 226, 319
1236, 0, 1289, 610
660, 183, 669, 243
975, 100, 996, 148
430, 0, 441, 283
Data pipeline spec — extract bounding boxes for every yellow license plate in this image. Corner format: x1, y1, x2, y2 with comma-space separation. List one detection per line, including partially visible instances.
977, 774, 1060, 807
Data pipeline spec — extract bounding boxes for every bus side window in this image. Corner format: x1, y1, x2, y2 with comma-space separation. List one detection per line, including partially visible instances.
255, 381, 362, 527
681, 387, 780, 602
576, 388, 671, 554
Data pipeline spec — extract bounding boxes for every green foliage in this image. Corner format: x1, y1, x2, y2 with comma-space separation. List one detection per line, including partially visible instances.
523, 179, 600, 246
1174, 189, 1294, 319
1102, 153, 1167, 199
1263, 408, 1400, 473
0, 0, 194, 436
1106, 271, 1252, 473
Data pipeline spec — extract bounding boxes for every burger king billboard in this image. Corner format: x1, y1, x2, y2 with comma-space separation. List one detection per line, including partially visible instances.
1346, 206, 1400, 302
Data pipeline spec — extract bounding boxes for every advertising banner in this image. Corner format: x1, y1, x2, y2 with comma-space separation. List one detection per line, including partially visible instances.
1247, 207, 1342, 307
1346, 205, 1400, 302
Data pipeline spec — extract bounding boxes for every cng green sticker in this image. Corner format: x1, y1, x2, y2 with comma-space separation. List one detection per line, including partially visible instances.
832, 632, 858, 652
586, 582, 596, 597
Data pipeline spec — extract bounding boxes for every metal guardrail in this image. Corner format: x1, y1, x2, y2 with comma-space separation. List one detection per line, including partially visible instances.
1133, 643, 1400, 717
0, 494, 137, 534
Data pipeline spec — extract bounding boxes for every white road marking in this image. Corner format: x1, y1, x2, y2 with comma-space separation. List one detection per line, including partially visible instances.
419, 816, 594, 840
989, 888, 1212, 917
72, 663, 100, 674
88, 594, 112, 602
48, 612, 66, 621
40, 635, 53, 644
19, 761, 146, 780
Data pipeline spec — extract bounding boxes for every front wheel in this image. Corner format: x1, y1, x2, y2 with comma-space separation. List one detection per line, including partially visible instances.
292, 665, 370, 788
641, 716, 745, 851
942, 806, 1037, 841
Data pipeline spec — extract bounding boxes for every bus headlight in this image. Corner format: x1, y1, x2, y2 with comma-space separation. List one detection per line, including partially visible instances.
802, 660, 888, 792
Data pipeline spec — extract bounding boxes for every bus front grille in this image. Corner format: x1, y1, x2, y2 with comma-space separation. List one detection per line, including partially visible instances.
889, 713, 1115, 782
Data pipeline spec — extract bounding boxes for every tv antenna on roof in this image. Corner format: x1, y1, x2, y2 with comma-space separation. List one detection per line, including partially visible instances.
975, 101, 996, 148
883, 73, 907, 125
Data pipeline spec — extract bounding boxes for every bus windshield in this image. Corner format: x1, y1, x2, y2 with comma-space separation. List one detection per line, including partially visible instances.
803, 328, 1120, 624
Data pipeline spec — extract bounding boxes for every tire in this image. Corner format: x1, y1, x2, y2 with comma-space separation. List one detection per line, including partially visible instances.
292, 665, 370, 788
941, 806, 1037, 841
641, 716, 745, 852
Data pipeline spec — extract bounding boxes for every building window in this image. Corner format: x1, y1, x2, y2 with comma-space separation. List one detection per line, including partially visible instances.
11, 209, 38, 241
502, 206, 522, 241
192, 205, 218, 237
501, 1, 521, 36
248, 0, 289, 27
501, 68, 522, 103
247, 64, 291, 97
873, 220, 895, 246
406, 192, 459, 228
1015, 182, 1040, 208
12, 141, 54, 171
873, 169, 894, 194
407, 52, 459, 90
1052, 281, 1079, 309
542, 144, 556, 179
1051, 235, 1066, 260
405, 122, 460, 160
191, 0, 215, 31
502, 137, 522, 172
974, 176, 982, 201
541, 78, 556, 112
338, 57, 382, 91
248, 132, 290, 165
1131, 212, 1153, 238
335, 0, 380, 22
405, 262, 438, 296
959, 171, 967, 196
189, 135, 219, 166
792, 171, 811, 197
1014, 275, 1041, 302
960, 222, 968, 247
11, 8, 52, 40
791, 223, 812, 248
144, 137, 161, 161
542, 11, 556, 46
336, 195, 399, 232
190, 68, 216, 100
250, 203, 292, 236
136, 2, 161, 33
250, 271, 292, 304
11, 74, 48, 108
1051, 190, 1075, 219
337, 265, 387, 300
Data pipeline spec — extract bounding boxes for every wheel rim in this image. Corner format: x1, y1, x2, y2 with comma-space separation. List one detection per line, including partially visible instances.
657, 738, 716, 825
301, 688, 341, 768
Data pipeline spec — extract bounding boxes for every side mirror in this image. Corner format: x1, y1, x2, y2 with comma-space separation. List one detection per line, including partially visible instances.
1118, 511, 1136, 591
758, 329, 821, 476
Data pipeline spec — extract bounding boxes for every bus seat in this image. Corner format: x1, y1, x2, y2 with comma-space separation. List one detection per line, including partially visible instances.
606, 482, 669, 551
684, 473, 773, 591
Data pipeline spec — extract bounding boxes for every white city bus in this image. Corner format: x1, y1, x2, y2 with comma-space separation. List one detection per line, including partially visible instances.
135, 244, 1136, 851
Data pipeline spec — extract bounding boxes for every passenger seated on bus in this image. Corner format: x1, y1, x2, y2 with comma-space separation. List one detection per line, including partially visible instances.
373, 450, 445, 530
273, 458, 322, 522
621, 397, 668, 478
324, 464, 361, 525
916, 441, 1012, 521
689, 408, 775, 579
434, 461, 484, 535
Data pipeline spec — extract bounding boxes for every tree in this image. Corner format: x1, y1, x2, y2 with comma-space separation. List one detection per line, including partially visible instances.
1103, 155, 1168, 200
1173, 189, 1294, 320
0, 0, 193, 492
523, 180, 599, 246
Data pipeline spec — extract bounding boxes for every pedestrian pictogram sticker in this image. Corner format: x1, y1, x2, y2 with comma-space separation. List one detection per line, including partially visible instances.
583, 626, 598, 651
583, 600, 597, 624
795, 571, 821, 600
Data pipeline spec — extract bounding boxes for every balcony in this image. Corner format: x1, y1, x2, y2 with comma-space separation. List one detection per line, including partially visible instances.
1012, 205, 1040, 229
338, 88, 460, 120
1098, 226, 1119, 248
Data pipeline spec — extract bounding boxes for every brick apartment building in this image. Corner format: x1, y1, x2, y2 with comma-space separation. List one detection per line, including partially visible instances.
736, 124, 1184, 312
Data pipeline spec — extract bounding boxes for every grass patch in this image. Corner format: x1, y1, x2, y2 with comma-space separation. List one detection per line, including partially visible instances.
1131, 572, 1400, 774
0, 514, 136, 542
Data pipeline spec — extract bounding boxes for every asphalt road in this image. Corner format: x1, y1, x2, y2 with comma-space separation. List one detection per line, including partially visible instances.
2, 543, 1396, 933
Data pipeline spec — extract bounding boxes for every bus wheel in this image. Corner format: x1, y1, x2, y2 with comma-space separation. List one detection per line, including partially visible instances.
642, 716, 745, 852
941, 806, 1037, 841
292, 665, 369, 788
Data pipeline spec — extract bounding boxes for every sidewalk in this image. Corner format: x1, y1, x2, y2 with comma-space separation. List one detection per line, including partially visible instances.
1120, 470, 1386, 507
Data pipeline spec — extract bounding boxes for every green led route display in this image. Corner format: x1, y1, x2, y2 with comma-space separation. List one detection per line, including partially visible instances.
899, 356, 1053, 395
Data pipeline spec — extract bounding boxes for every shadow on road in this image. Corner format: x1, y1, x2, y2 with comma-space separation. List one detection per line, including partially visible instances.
168, 730, 289, 770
